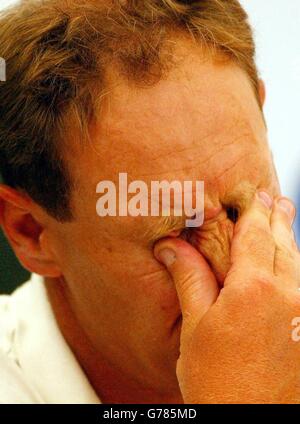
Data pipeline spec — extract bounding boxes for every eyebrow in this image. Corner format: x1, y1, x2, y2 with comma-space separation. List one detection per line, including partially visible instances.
142, 213, 189, 241
143, 181, 259, 241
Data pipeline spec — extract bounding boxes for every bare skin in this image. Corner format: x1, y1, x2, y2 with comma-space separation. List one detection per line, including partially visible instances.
155, 194, 300, 403
1, 38, 298, 403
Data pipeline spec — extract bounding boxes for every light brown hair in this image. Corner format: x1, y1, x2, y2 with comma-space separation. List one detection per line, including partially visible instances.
0, 0, 260, 220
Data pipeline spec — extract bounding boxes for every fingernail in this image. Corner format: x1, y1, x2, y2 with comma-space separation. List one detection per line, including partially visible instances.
278, 198, 296, 222
257, 191, 273, 209
156, 248, 176, 267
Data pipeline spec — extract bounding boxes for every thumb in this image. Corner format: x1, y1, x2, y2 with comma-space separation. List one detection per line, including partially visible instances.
154, 237, 219, 341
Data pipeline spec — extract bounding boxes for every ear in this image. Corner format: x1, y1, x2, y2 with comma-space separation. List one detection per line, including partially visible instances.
0, 184, 62, 278
258, 79, 266, 107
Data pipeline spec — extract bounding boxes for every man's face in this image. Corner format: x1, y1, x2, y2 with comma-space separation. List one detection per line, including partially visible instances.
46, 40, 280, 392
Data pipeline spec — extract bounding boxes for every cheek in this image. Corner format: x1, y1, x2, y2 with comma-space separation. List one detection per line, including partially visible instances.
121, 249, 181, 315
88, 234, 181, 314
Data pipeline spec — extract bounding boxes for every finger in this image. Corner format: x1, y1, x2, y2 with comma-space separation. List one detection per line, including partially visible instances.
227, 191, 276, 286
154, 237, 219, 342
271, 197, 299, 287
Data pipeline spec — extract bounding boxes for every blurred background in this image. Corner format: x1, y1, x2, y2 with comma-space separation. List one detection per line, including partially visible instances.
0, 0, 300, 293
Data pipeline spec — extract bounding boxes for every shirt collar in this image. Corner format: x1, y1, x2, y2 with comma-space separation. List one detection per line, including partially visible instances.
11, 273, 101, 404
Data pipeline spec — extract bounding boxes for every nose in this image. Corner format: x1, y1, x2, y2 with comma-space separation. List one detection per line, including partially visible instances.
184, 208, 236, 285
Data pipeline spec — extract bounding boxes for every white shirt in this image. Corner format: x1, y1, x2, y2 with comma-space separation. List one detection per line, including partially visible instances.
0, 274, 100, 404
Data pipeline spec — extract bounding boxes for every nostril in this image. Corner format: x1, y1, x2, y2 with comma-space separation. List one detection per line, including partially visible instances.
226, 206, 239, 223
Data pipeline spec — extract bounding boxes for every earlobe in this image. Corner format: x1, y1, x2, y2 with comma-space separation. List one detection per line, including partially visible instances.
0, 184, 62, 278
16, 252, 62, 278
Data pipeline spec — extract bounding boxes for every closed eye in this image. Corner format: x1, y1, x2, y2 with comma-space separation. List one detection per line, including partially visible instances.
226, 206, 239, 223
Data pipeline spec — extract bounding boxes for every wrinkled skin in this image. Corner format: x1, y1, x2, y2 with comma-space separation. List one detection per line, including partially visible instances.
154, 194, 300, 403
30, 39, 280, 403
188, 181, 259, 283
187, 211, 235, 284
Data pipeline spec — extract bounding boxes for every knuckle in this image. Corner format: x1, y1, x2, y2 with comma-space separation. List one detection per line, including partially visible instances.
276, 244, 295, 261
253, 206, 271, 223
222, 279, 275, 319
242, 271, 276, 301
237, 236, 274, 265
251, 224, 272, 241
274, 226, 294, 243
231, 271, 275, 302
252, 271, 275, 293
274, 247, 298, 280
237, 223, 273, 246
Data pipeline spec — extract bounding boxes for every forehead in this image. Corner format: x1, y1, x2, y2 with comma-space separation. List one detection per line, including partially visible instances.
69, 41, 272, 207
